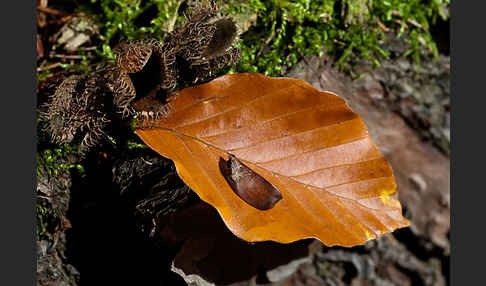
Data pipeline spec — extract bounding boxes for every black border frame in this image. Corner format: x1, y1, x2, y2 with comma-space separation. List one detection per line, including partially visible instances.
450, 0, 479, 285
1, 1, 37, 285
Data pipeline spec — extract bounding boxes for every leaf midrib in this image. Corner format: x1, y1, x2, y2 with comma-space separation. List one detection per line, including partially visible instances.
143, 126, 398, 213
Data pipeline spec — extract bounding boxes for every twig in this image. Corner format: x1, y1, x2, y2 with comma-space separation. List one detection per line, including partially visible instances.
37, 6, 66, 16
256, 28, 277, 58
417, 36, 427, 48
167, 0, 184, 33
37, 62, 62, 72
78, 46, 98, 51
49, 54, 94, 60
406, 18, 425, 30
391, 11, 426, 31
57, 15, 74, 25
376, 19, 390, 32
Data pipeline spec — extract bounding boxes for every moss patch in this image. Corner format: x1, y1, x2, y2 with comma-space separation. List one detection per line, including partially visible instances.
74, 0, 448, 76
63, 0, 448, 77
225, 0, 449, 76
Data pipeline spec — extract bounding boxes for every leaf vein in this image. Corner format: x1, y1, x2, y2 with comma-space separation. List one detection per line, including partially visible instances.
200, 101, 347, 139
228, 117, 362, 153
172, 85, 298, 129
289, 156, 384, 178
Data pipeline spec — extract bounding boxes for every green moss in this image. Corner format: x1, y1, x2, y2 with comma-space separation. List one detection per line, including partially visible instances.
36, 204, 48, 238
127, 140, 148, 150
36, 141, 83, 239
79, 0, 449, 75
37, 71, 50, 84
37, 144, 85, 178
225, 0, 449, 76
83, 0, 185, 59
37, 117, 85, 178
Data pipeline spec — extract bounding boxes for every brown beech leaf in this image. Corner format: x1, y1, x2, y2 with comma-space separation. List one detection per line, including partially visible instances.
135, 73, 410, 246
